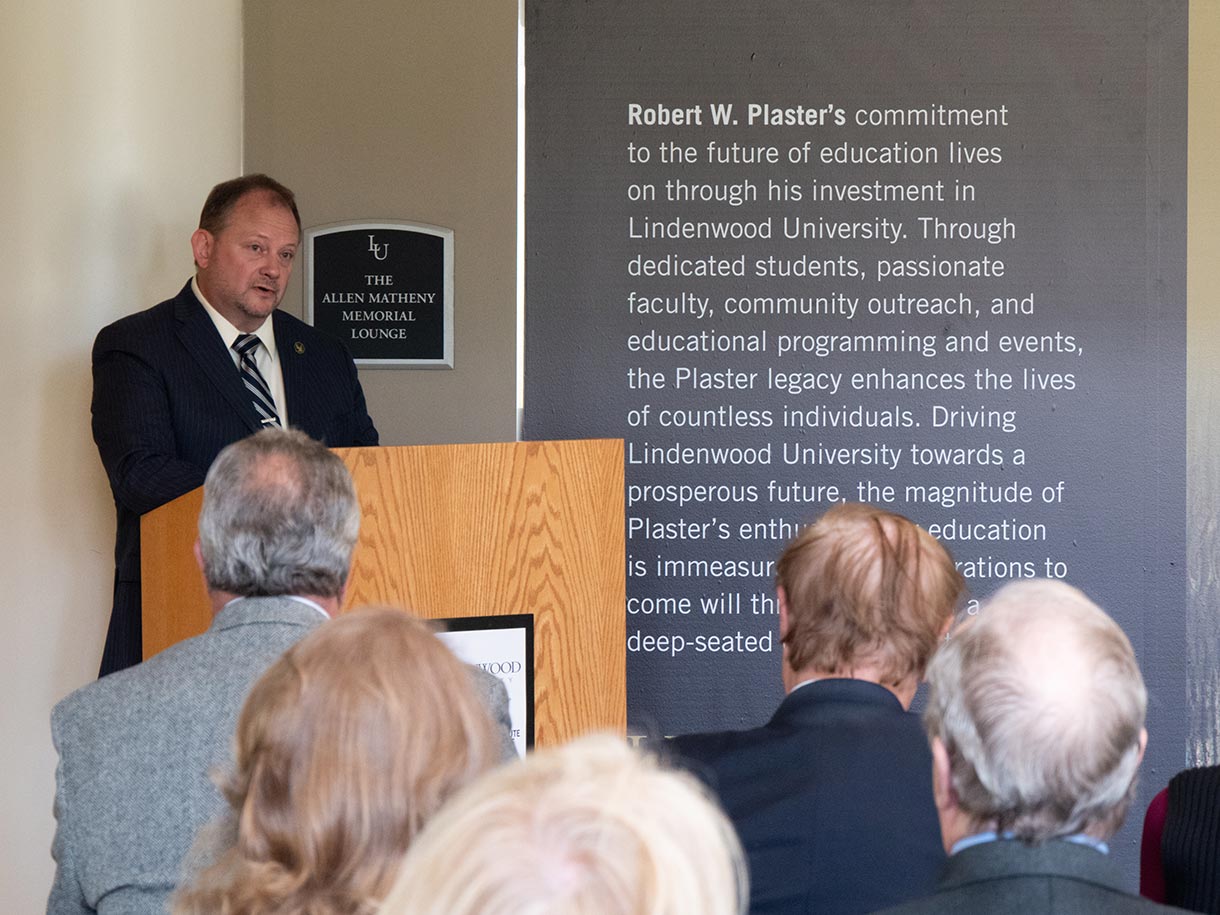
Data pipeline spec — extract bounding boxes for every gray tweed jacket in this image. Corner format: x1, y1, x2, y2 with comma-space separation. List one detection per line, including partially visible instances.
48, 597, 325, 915
870, 838, 1192, 915
47, 598, 513, 915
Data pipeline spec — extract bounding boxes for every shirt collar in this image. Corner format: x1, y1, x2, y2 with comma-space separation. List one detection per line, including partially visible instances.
192, 276, 278, 363
951, 831, 1109, 857
222, 594, 330, 619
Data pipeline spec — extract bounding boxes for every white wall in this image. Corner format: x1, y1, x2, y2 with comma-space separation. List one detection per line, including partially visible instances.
0, 3, 242, 909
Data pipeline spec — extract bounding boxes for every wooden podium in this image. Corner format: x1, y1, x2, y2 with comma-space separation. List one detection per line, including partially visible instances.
140, 439, 626, 746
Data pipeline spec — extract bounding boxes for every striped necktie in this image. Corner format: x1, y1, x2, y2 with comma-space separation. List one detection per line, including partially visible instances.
232, 334, 281, 427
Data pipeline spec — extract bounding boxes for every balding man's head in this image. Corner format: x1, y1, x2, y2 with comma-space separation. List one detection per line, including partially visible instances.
776, 503, 965, 691
198, 428, 360, 599
924, 580, 1147, 843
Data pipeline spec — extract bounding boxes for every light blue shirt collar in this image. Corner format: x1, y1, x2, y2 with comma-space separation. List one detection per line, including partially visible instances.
951, 830, 1109, 856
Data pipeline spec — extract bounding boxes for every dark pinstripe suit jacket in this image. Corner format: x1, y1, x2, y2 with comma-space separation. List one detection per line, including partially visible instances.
91, 282, 378, 674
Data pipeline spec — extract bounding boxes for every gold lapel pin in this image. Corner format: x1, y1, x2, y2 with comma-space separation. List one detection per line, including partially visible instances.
294, 341, 305, 355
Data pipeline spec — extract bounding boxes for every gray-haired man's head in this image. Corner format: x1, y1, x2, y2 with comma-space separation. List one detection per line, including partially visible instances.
923, 579, 1147, 845
198, 428, 360, 599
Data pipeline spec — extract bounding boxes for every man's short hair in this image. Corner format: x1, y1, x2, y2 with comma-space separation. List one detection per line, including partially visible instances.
776, 502, 965, 685
923, 579, 1147, 842
198, 428, 359, 598
377, 735, 748, 915
197, 173, 301, 235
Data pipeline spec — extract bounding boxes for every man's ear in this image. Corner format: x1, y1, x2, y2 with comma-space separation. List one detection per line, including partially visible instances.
1137, 727, 1148, 766
931, 736, 956, 814
193, 539, 205, 572
778, 585, 790, 640
190, 228, 214, 269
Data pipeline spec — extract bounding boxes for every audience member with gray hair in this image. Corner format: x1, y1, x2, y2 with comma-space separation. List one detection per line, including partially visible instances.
49, 428, 513, 915
377, 734, 747, 915
48, 428, 362, 915
873, 579, 1188, 915
196, 426, 361, 599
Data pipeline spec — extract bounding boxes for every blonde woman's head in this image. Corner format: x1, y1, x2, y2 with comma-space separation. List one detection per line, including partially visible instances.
378, 734, 747, 915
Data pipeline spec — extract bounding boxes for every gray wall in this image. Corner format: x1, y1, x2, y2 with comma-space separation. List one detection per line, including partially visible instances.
244, 0, 519, 445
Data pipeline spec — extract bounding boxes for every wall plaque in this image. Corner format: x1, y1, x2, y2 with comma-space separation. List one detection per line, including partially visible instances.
306, 221, 454, 367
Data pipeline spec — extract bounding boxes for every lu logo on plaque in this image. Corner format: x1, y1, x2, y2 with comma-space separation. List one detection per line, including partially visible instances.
305, 221, 454, 367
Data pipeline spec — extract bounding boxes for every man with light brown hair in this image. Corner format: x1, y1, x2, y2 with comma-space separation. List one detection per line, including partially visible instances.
671, 502, 965, 915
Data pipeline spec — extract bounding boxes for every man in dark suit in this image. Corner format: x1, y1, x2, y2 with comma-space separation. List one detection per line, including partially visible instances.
92, 174, 378, 675
873, 580, 1186, 915
669, 503, 966, 915
49, 429, 511, 915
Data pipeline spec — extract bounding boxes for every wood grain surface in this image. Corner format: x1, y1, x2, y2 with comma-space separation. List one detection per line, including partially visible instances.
142, 439, 626, 746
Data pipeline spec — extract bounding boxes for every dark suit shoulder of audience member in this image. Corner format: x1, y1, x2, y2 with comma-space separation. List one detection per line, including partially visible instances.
872, 839, 1191, 915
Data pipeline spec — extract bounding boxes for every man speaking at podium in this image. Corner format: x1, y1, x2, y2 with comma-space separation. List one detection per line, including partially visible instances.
91, 174, 378, 676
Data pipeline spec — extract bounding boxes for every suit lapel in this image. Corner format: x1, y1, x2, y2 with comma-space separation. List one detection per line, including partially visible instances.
273, 310, 304, 410
274, 310, 328, 439
173, 285, 262, 434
